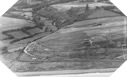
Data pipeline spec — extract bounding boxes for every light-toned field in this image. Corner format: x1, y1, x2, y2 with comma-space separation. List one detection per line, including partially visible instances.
52, 2, 114, 11
0, 17, 34, 31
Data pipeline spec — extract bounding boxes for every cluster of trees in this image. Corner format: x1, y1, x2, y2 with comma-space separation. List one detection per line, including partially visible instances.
21, 0, 92, 30
3, 0, 98, 34
3, 0, 94, 33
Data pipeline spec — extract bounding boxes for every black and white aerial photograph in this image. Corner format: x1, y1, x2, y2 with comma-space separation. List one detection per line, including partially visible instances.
0, 0, 127, 76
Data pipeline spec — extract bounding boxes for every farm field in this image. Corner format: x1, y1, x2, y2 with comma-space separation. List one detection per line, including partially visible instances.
0, 0, 127, 76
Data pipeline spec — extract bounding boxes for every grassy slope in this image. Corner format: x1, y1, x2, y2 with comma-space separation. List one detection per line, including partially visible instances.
0, 0, 126, 73
6, 16, 125, 72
